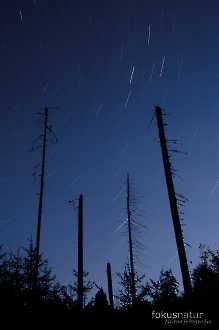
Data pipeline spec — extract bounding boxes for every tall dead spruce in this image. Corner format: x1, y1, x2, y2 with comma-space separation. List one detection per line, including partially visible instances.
154, 106, 192, 298
32, 107, 57, 289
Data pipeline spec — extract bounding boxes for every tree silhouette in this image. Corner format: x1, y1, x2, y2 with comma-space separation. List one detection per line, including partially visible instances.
93, 288, 109, 311
0, 241, 70, 311
146, 269, 179, 307
71, 269, 93, 307
117, 263, 149, 310
192, 246, 219, 302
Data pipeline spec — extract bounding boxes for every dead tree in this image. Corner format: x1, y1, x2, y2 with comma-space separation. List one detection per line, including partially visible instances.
106, 262, 114, 309
34, 107, 48, 287
127, 173, 137, 305
32, 107, 57, 289
69, 194, 84, 309
77, 194, 84, 310
154, 106, 192, 298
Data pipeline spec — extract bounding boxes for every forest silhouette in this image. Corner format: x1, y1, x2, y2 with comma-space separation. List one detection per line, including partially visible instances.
0, 242, 218, 326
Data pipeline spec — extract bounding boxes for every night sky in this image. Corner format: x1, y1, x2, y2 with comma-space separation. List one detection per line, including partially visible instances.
1, 0, 219, 299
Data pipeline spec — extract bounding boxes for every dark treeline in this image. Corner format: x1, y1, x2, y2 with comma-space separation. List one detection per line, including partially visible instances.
0, 241, 218, 325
